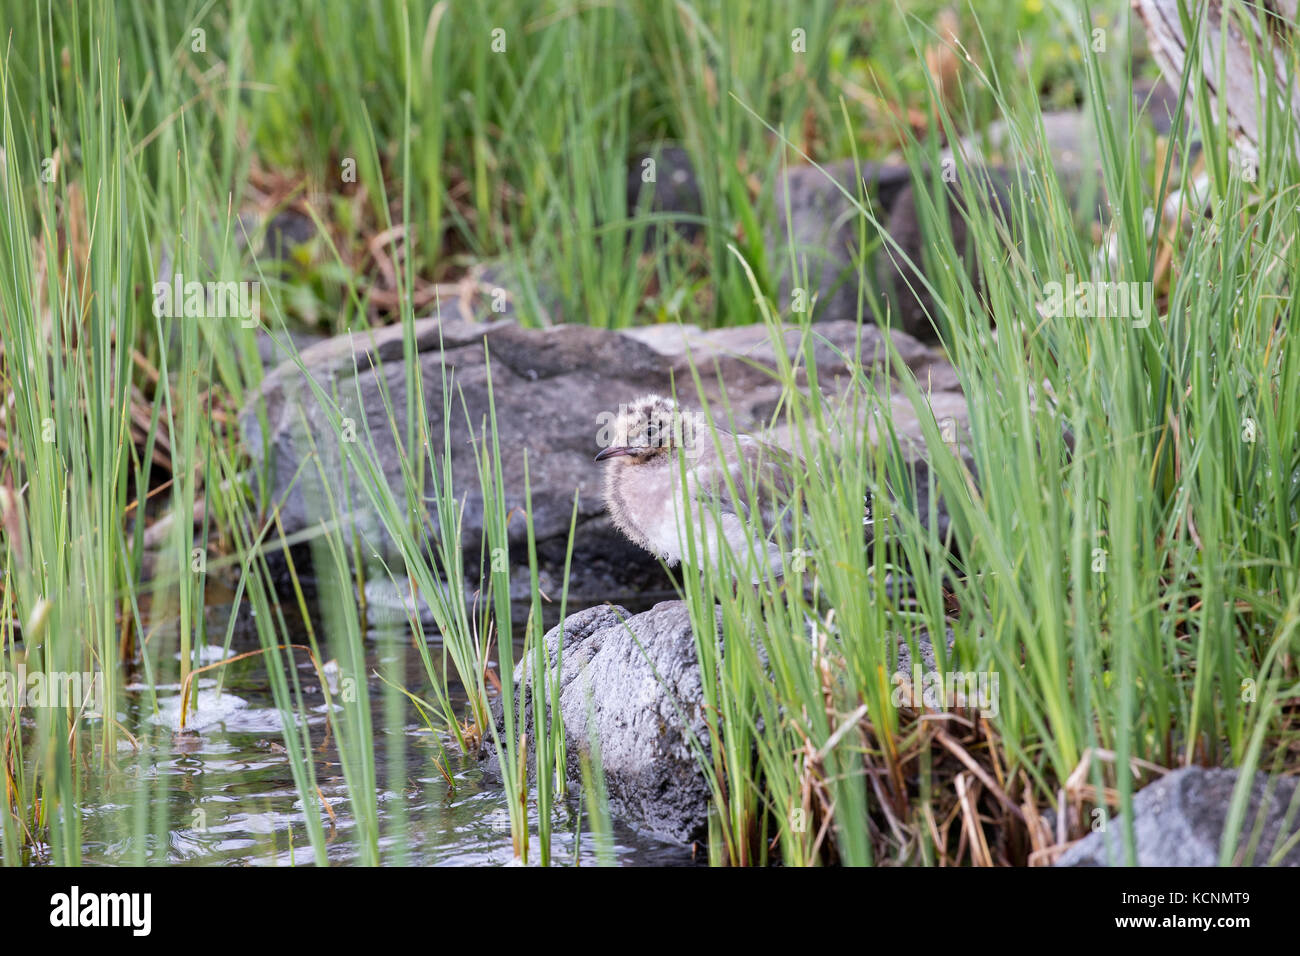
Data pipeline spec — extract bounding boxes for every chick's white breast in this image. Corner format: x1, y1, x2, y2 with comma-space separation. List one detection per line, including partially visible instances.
606, 461, 685, 564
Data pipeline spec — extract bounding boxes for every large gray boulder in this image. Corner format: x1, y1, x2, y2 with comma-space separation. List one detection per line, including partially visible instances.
486, 601, 714, 844
240, 310, 967, 604
1056, 766, 1300, 866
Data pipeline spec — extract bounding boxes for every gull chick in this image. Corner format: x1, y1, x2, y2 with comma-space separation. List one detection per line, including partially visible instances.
595, 395, 803, 582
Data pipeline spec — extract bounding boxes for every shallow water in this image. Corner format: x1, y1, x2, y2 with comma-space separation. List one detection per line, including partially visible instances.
58, 601, 695, 867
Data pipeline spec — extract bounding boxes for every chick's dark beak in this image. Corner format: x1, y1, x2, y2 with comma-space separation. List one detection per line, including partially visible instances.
594, 446, 635, 462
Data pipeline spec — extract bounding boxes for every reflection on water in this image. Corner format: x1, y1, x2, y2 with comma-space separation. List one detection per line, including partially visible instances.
70, 603, 695, 867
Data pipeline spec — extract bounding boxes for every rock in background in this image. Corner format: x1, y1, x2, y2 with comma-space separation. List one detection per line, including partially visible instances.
767, 79, 1184, 339
872, 168, 1014, 342
771, 160, 910, 328
627, 144, 704, 250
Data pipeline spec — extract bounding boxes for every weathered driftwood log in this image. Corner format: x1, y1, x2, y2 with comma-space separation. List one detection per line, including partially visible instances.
1135, 0, 1300, 162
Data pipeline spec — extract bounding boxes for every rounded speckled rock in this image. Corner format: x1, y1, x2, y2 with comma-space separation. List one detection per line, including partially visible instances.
484, 601, 716, 845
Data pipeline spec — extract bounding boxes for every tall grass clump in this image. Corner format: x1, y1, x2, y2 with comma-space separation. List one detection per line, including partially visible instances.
231, 14, 580, 861
661, 3, 1298, 866
1, 0, 611, 868
913, 3, 1300, 862
0, 0, 264, 863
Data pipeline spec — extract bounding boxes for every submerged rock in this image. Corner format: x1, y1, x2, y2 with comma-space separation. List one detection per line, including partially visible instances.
1055, 766, 1300, 867
149, 689, 248, 733
484, 601, 713, 844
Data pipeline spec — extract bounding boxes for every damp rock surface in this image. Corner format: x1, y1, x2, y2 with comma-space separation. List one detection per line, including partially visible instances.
483, 600, 714, 845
